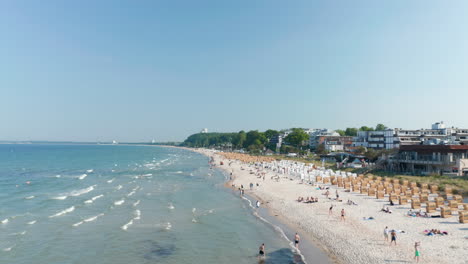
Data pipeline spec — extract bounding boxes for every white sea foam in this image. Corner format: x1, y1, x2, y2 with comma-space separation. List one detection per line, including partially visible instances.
168, 203, 175, 210
10, 231, 27, 236
3, 245, 14, 252
142, 173, 152, 177
134, 210, 141, 220
2, 218, 9, 224
127, 191, 135, 197
78, 174, 87, 180
55, 175, 61, 178
52, 196, 68, 200
116, 185, 122, 190
84, 213, 104, 222
84, 194, 104, 204
27, 220, 36, 225
175, 171, 183, 174
121, 219, 133, 230
70, 185, 96, 197
107, 178, 115, 183
49, 206, 75, 218
25, 195, 35, 200
86, 169, 94, 173
72, 221, 83, 227
133, 200, 140, 207
114, 199, 125, 206
165, 222, 172, 230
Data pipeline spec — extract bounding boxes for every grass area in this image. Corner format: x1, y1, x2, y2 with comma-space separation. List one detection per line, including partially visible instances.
368, 170, 468, 196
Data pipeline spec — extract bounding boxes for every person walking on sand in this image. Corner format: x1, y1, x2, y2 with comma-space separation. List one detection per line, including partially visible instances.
414, 242, 421, 262
383, 226, 389, 242
329, 204, 334, 215
340, 208, 345, 221
390, 230, 397, 246
294, 233, 300, 249
258, 243, 265, 259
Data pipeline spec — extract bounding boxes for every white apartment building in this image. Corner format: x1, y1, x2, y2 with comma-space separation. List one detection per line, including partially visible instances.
353, 122, 468, 150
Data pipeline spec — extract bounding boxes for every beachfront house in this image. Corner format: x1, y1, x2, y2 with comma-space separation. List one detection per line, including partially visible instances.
391, 145, 468, 176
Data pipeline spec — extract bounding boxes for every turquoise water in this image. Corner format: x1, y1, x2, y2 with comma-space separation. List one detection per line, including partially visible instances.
0, 144, 302, 264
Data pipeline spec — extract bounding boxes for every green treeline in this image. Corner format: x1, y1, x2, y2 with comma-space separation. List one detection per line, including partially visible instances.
182, 129, 309, 153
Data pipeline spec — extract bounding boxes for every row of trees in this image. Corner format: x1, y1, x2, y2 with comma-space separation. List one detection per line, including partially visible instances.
182, 128, 309, 153
335, 124, 387, 136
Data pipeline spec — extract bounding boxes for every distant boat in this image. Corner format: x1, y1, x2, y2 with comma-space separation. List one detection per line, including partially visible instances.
112, 140, 118, 145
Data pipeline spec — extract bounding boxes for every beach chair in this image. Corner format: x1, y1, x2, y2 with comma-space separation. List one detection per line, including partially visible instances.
420, 183, 428, 190
421, 189, 430, 195
316, 176, 322, 182
405, 190, 413, 197
463, 204, 468, 211
459, 211, 468, 224
435, 197, 445, 207
376, 191, 385, 199
368, 188, 376, 197
430, 185, 438, 193
376, 176, 382, 181
392, 179, 400, 185
426, 202, 436, 213
444, 187, 452, 195
360, 186, 368, 194
453, 195, 463, 203
410, 182, 417, 188
323, 177, 330, 184
384, 187, 391, 195
344, 182, 350, 190
448, 200, 458, 210
411, 198, 421, 209
420, 194, 429, 203
402, 180, 409, 187
390, 194, 398, 202
399, 196, 408, 205
411, 187, 420, 195
440, 206, 452, 218
377, 185, 384, 191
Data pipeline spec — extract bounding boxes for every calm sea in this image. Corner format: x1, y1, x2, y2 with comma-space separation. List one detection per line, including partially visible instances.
0, 144, 302, 264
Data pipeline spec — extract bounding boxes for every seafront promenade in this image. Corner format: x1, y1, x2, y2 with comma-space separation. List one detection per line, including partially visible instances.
196, 149, 468, 264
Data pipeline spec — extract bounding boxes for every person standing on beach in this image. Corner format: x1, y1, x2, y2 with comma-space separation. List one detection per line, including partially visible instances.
329, 204, 334, 215
383, 226, 389, 242
258, 243, 265, 259
294, 233, 300, 249
256, 200, 260, 208
340, 209, 345, 221
390, 230, 397, 246
414, 242, 421, 262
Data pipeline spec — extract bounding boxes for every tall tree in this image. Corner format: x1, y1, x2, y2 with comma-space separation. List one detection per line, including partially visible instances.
284, 128, 309, 148
375, 124, 387, 131
359, 126, 374, 132
335, 129, 345, 136
263, 129, 279, 140
344, 127, 358, 136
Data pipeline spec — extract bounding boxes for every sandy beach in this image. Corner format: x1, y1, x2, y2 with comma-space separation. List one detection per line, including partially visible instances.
193, 148, 468, 264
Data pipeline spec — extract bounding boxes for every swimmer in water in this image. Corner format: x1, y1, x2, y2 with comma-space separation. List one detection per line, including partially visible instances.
258, 243, 265, 259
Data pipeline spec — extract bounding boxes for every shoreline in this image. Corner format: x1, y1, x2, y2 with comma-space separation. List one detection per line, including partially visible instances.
177, 147, 468, 264
186, 147, 334, 264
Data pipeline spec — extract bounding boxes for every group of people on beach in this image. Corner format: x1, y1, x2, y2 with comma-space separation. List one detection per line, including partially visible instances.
297, 196, 318, 203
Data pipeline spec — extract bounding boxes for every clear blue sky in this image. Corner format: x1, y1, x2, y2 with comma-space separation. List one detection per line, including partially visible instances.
1, 1, 467, 142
